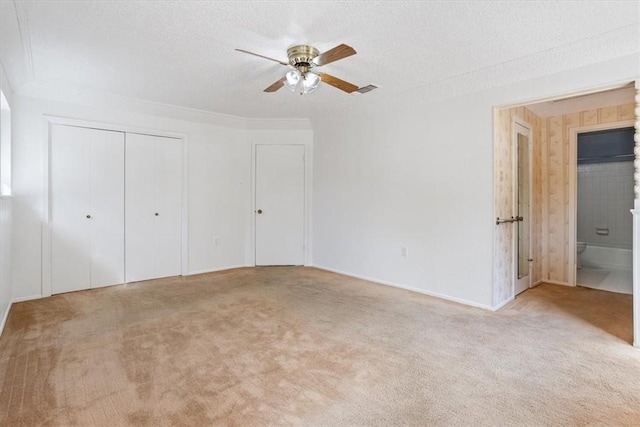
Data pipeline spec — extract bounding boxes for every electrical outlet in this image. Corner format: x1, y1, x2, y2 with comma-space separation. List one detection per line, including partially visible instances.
214, 237, 219, 246
401, 247, 408, 257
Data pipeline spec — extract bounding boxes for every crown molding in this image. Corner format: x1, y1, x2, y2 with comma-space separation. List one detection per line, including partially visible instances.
16, 79, 314, 130
13, 0, 34, 81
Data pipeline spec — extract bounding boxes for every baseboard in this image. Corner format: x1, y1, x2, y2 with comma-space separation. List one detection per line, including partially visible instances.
12, 294, 42, 303
491, 296, 514, 311
186, 265, 251, 276
0, 301, 12, 337
312, 265, 493, 311
543, 280, 573, 287
531, 280, 545, 288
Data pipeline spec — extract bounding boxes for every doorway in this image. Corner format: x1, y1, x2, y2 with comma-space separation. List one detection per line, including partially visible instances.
494, 81, 638, 346
254, 144, 305, 266
573, 126, 634, 294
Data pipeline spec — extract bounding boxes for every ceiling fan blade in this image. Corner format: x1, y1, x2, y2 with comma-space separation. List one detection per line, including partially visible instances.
235, 48, 289, 66
318, 73, 359, 93
264, 77, 286, 93
313, 44, 357, 66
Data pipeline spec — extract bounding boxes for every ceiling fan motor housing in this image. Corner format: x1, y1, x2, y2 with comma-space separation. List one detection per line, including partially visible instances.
287, 45, 319, 72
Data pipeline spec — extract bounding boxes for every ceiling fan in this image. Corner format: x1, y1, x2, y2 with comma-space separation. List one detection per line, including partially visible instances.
235, 44, 360, 95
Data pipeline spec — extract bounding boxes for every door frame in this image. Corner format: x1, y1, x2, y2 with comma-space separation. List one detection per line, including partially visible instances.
512, 117, 533, 296
568, 118, 635, 286
41, 115, 188, 297
250, 139, 313, 267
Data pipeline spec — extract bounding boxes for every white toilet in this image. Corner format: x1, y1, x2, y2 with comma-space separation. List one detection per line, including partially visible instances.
576, 241, 587, 269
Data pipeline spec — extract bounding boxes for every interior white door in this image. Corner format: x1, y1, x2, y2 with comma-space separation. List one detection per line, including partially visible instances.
89, 129, 125, 288
125, 133, 182, 282
125, 134, 156, 282
514, 122, 532, 295
52, 125, 92, 294
51, 125, 125, 294
255, 144, 305, 266
153, 136, 182, 279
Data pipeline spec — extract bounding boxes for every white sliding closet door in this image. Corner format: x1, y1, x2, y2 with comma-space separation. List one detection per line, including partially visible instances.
125, 133, 182, 282
51, 125, 125, 294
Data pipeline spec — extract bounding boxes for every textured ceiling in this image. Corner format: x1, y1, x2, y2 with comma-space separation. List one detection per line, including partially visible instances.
1, 1, 639, 118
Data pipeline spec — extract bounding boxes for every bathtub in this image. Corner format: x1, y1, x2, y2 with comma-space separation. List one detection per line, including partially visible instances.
580, 244, 632, 270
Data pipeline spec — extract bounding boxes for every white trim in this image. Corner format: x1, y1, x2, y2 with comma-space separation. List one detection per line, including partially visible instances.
186, 265, 251, 276
541, 118, 549, 285
41, 115, 190, 297
12, 295, 42, 303
313, 265, 494, 311
181, 135, 189, 277
0, 301, 12, 336
42, 115, 186, 140
19, 81, 248, 129
531, 279, 545, 288
632, 208, 640, 348
251, 140, 313, 267
492, 296, 515, 311
494, 80, 635, 111
543, 280, 572, 287
13, 0, 35, 81
567, 119, 635, 287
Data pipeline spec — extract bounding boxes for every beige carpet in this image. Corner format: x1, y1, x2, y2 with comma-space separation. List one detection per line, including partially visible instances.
1, 267, 639, 426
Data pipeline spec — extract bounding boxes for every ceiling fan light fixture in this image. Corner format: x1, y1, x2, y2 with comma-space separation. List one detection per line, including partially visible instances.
237, 43, 359, 94
302, 72, 320, 94
284, 69, 301, 91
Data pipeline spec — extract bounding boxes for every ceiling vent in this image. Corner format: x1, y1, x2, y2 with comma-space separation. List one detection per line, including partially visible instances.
354, 84, 378, 95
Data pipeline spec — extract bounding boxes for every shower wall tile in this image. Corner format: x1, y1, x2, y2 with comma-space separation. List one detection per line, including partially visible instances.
577, 161, 633, 249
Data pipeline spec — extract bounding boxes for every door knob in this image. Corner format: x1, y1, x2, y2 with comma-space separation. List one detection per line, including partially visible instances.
86, 214, 91, 219
155, 213, 159, 216
256, 209, 263, 214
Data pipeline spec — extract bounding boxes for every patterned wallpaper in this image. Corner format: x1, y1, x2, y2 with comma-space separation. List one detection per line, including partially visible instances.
493, 107, 543, 307
543, 103, 635, 283
495, 103, 634, 306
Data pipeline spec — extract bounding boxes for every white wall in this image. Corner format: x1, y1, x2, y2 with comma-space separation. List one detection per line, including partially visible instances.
9, 92, 311, 300
0, 61, 13, 333
312, 95, 495, 307
0, 196, 11, 332
311, 53, 639, 309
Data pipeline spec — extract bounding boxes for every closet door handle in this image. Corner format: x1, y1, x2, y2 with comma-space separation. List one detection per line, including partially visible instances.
155, 213, 159, 216
86, 214, 91, 219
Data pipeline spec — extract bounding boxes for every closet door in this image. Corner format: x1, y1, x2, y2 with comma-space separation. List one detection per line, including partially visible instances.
90, 132, 125, 288
125, 133, 182, 282
125, 135, 156, 282
51, 125, 92, 294
51, 125, 125, 294
154, 136, 182, 279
